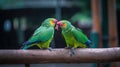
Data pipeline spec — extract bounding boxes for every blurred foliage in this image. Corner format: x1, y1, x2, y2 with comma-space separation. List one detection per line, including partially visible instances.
73, 0, 91, 10
70, 0, 92, 27
70, 11, 92, 23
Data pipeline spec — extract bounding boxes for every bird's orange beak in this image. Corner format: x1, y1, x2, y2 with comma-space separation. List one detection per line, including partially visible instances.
55, 21, 62, 30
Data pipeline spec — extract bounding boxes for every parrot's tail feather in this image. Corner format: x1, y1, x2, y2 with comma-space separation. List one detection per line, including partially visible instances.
22, 46, 28, 50
23, 40, 41, 45
23, 41, 31, 45
21, 40, 41, 49
21, 45, 31, 50
85, 40, 92, 47
20, 45, 28, 50
20, 41, 32, 50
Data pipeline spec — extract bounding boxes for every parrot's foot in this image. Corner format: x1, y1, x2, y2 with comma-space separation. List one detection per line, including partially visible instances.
48, 47, 53, 51
70, 47, 75, 56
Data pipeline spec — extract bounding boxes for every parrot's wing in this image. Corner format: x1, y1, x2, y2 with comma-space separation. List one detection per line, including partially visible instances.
24, 27, 54, 45
71, 28, 88, 44
33, 26, 43, 35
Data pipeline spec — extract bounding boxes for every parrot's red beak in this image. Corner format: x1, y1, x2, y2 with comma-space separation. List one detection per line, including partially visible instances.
53, 19, 58, 23
55, 21, 62, 30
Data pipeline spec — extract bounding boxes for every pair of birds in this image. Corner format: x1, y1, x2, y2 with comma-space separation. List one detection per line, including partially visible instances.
22, 18, 91, 56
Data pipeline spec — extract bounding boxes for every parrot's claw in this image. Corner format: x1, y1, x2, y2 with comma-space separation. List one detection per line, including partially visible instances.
70, 47, 75, 56
48, 47, 53, 51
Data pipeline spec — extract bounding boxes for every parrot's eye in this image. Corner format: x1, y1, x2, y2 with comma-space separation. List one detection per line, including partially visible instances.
52, 20, 55, 23
50, 20, 55, 26
62, 22, 66, 25
61, 22, 67, 28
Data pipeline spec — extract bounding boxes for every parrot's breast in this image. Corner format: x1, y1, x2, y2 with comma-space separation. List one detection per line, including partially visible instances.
36, 29, 54, 49
62, 30, 87, 48
37, 35, 53, 49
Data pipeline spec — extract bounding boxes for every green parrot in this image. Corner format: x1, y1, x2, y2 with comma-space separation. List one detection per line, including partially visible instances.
22, 18, 58, 50
55, 20, 91, 56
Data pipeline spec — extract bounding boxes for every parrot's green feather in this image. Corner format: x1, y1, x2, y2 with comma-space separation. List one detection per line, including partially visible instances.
60, 20, 90, 48
22, 18, 56, 49
71, 28, 88, 44
62, 28, 87, 48
29, 27, 54, 43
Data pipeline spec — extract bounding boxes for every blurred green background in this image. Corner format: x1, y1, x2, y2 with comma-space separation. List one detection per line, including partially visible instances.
0, 0, 120, 67
0, 0, 93, 49
0, 0, 120, 49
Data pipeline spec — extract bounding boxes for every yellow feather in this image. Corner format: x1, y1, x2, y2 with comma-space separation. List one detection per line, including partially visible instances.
50, 20, 55, 26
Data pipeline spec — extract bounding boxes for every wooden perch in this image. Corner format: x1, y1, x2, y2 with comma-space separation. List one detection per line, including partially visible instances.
0, 47, 120, 64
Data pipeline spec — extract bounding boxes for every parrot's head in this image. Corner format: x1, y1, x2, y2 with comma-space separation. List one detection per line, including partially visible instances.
55, 20, 72, 30
43, 18, 58, 27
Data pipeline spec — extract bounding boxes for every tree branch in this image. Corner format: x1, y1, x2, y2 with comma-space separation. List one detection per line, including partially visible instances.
0, 47, 120, 64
